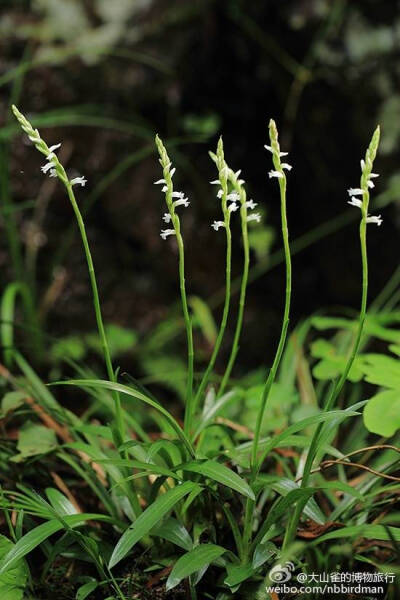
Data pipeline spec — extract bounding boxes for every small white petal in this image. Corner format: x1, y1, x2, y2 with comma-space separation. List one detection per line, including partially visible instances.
268, 170, 284, 179
279, 151, 288, 157
210, 179, 220, 185
170, 167, 176, 177
171, 191, 185, 198
234, 170, 242, 178
70, 176, 87, 187
49, 169, 57, 178
162, 185, 168, 192
48, 143, 61, 153
237, 179, 245, 185
366, 214, 382, 226
360, 159, 365, 170
367, 180, 375, 189
247, 213, 261, 223
154, 178, 166, 185
217, 189, 224, 199
281, 163, 292, 171
348, 198, 363, 208
162, 213, 172, 223
347, 188, 364, 197
369, 172, 379, 178
160, 229, 176, 240
174, 197, 190, 208
41, 161, 54, 174
211, 220, 225, 231
245, 199, 257, 210
264, 144, 273, 153
228, 202, 238, 212
227, 192, 240, 202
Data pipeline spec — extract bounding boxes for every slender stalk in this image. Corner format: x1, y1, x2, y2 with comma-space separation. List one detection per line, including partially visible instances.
283, 125, 381, 550
12, 106, 142, 517
193, 138, 232, 410
155, 136, 194, 437
218, 183, 250, 397
242, 120, 292, 559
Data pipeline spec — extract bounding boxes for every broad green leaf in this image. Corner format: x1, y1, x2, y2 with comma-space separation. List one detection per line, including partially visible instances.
0, 535, 28, 600
231, 409, 360, 467
181, 460, 255, 500
86, 324, 137, 358
271, 480, 325, 525
252, 542, 277, 569
224, 563, 254, 587
194, 390, 238, 438
311, 339, 364, 382
0, 392, 26, 417
50, 336, 86, 362
312, 524, 400, 545
363, 390, 400, 436
76, 580, 98, 600
361, 354, 400, 389
45, 488, 79, 516
166, 544, 226, 590
52, 379, 195, 457
151, 517, 193, 551
0, 514, 119, 574
189, 296, 217, 345
109, 482, 196, 569
0, 521, 61, 574
12, 421, 57, 462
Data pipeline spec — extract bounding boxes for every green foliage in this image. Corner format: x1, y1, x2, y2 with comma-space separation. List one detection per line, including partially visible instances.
0, 100, 397, 600
0, 535, 28, 600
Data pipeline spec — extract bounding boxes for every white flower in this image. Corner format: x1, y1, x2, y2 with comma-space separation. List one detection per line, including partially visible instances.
49, 169, 57, 178
171, 191, 185, 199
210, 179, 220, 185
28, 129, 41, 144
234, 170, 242, 178
369, 172, 379, 179
268, 170, 284, 179
264, 144, 288, 157
160, 229, 176, 240
154, 178, 166, 185
170, 167, 176, 177
228, 202, 238, 212
162, 185, 168, 192
162, 213, 172, 223
360, 159, 365, 170
281, 163, 292, 171
227, 192, 240, 202
71, 176, 87, 187
247, 213, 261, 223
367, 180, 374, 189
245, 199, 257, 209
41, 161, 55, 174
174, 197, 190, 208
366, 215, 383, 226
48, 143, 61, 153
211, 220, 225, 231
348, 198, 363, 208
217, 189, 224, 199
347, 188, 364, 197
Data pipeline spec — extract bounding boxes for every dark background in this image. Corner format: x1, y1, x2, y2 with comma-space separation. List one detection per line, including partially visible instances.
0, 0, 399, 377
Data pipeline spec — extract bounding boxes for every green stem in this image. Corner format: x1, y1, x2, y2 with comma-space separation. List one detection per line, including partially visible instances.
64, 183, 142, 517
243, 171, 292, 560
176, 222, 194, 437
219, 187, 250, 397
193, 186, 232, 413
283, 215, 368, 550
